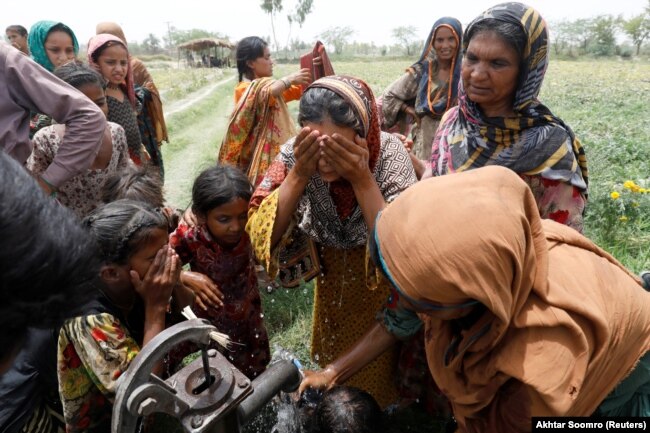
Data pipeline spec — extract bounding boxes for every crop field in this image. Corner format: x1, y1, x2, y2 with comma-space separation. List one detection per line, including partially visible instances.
149, 59, 650, 431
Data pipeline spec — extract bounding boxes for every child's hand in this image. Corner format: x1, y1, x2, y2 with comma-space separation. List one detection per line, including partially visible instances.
181, 271, 224, 310
131, 245, 181, 312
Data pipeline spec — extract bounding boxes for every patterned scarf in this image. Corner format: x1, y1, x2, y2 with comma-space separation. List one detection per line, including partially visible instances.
220, 77, 296, 187
28, 21, 79, 72
430, 2, 588, 192
305, 75, 381, 219
87, 34, 136, 108
412, 17, 463, 117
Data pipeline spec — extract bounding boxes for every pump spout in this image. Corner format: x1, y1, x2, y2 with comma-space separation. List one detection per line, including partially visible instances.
237, 360, 302, 425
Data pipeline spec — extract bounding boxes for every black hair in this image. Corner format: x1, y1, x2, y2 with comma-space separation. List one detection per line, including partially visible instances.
236, 36, 268, 82
46, 23, 75, 41
101, 165, 164, 208
83, 200, 167, 265
54, 61, 106, 90
90, 40, 127, 64
5, 25, 28, 37
298, 87, 364, 136
191, 165, 253, 216
465, 18, 527, 66
313, 386, 382, 433
0, 151, 99, 364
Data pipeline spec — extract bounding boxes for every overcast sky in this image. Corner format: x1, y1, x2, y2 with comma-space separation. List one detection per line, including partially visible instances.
4, 0, 647, 48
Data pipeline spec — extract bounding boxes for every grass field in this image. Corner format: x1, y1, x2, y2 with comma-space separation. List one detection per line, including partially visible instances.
150, 59, 650, 430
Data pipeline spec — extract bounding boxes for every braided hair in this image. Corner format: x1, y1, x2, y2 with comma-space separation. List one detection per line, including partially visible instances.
83, 200, 167, 264
54, 61, 106, 90
235, 36, 267, 82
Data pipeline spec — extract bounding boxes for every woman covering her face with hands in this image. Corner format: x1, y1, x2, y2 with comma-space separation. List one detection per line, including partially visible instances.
246, 75, 417, 407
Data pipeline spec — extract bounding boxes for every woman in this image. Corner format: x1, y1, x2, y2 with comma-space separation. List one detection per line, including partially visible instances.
6, 25, 29, 55
219, 36, 312, 186
247, 75, 417, 406
424, 2, 588, 232
379, 17, 462, 162
96, 22, 168, 177
300, 2, 590, 418
372, 165, 650, 430
27, 21, 79, 137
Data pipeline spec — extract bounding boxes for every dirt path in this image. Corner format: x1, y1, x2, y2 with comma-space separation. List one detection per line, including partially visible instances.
163, 75, 235, 118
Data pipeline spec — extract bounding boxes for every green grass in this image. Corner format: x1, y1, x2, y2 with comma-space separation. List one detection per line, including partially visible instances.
150, 67, 233, 104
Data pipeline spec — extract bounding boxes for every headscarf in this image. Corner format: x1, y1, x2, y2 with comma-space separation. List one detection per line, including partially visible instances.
28, 21, 79, 72
411, 17, 462, 117
305, 75, 381, 219
87, 33, 136, 107
374, 165, 650, 430
430, 2, 588, 193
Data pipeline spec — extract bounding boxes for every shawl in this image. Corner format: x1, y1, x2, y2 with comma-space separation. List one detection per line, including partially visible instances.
305, 75, 381, 219
219, 77, 296, 187
87, 34, 136, 108
412, 17, 462, 117
95, 22, 167, 143
28, 21, 79, 72
374, 165, 650, 431
299, 40, 335, 93
431, 3, 588, 193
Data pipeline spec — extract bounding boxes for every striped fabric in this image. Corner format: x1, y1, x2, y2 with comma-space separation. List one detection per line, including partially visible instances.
430, 2, 588, 192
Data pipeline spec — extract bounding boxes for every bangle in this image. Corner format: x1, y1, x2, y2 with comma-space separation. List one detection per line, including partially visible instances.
282, 78, 291, 89
40, 176, 58, 197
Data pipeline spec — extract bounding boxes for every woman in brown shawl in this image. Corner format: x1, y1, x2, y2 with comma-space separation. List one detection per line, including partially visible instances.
370, 166, 650, 431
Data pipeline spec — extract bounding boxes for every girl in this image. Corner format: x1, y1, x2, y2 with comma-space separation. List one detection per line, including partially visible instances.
87, 33, 146, 165
219, 36, 312, 187
28, 62, 129, 218
57, 200, 185, 433
169, 165, 270, 379
27, 21, 79, 137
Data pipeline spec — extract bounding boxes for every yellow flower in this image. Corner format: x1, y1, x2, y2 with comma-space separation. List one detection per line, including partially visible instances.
610, 191, 620, 199
631, 185, 641, 193
640, 188, 648, 193
632, 202, 640, 208
619, 216, 629, 222
623, 180, 636, 189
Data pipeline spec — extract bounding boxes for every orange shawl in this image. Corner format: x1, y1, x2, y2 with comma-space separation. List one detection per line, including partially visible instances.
375, 166, 650, 432
219, 77, 295, 187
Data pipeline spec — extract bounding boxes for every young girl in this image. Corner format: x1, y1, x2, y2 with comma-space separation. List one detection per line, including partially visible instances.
57, 200, 185, 433
27, 20, 79, 137
169, 165, 270, 379
27, 62, 129, 218
87, 33, 146, 165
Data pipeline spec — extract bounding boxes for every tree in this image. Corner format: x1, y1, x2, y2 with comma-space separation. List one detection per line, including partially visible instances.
589, 15, 619, 56
260, 0, 283, 51
568, 18, 593, 54
142, 33, 162, 54
622, 14, 650, 55
319, 26, 354, 55
549, 20, 571, 56
391, 26, 418, 56
285, 0, 314, 52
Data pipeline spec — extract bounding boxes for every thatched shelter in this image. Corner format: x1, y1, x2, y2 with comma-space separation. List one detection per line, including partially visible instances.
178, 38, 234, 68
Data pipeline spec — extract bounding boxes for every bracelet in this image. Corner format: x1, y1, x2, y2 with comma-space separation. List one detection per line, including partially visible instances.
282, 78, 291, 90
40, 176, 58, 198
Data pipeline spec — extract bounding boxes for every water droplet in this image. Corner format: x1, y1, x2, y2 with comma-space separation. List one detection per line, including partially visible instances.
271, 299, 275, 303
255, 333, 259, 339
314, 354, 320, 361
324, 318, 328, 323
259, 313, 265, 318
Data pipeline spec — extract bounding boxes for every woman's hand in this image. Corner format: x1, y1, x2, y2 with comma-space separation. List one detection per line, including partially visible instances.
293, 127, 322, 181
285, 68, 312, 87
181, 271, 224, 310
392, 133, 414, 153
298, 367, 338, 395
402, 105, 421, 128
131, 245, 181, 312
319, 134, 372, 186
